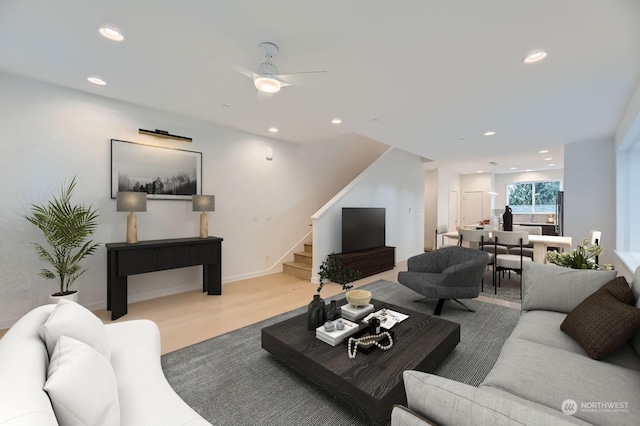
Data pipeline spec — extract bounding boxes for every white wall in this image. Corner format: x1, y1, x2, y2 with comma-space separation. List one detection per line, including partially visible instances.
460, 173, 492, 221
459, 170, 563, 225
0, 72, 388, 327
614, 78, 640, 278
424, 169, 437, 250
564, 138, 616, 264
311, 148, 425, 283
435, 168, 460, 231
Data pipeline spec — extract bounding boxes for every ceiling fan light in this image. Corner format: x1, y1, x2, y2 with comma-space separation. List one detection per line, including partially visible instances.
254, 77, 281, 93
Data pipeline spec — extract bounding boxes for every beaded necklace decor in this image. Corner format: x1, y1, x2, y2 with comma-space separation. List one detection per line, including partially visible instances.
347, 332, 393, 359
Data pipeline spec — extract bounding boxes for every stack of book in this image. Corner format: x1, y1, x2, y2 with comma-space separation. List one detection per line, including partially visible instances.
315, 319, 360, 346
340, 303, 375, 322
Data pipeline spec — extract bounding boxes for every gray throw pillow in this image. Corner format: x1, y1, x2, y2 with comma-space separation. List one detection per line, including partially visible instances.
522, 263, 617, 313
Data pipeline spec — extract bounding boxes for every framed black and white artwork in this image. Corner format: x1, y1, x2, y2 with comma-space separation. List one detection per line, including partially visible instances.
110, 139, 202, 200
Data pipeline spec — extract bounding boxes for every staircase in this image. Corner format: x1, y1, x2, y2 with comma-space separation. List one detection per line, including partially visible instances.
283, 242, 312, 281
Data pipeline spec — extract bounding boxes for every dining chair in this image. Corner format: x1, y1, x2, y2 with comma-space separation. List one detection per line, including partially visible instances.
589, 230, 602, 265
508, 225, 542, 261
458, 229, 493, 292
493, 230, 533, 296
435, 224, 454, 249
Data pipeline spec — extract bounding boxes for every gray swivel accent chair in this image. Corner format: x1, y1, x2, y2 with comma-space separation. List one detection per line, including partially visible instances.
397, 246, 490, 315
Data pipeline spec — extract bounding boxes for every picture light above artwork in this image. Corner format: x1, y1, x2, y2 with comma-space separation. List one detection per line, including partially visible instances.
138, 128, 192, 143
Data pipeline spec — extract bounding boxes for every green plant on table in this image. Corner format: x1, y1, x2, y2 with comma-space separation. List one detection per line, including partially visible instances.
25, 177, 101, 296
546, 238, 613, 270
317, 253, 361, 294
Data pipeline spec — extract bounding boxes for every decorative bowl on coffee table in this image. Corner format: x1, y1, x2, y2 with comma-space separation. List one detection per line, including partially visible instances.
346, 289, 371, 307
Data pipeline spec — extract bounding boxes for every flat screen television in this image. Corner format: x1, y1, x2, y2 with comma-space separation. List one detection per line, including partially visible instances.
342, 207, 385, 253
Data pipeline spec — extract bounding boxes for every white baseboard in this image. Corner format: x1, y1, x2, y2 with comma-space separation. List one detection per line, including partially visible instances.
81, 281, 204, 313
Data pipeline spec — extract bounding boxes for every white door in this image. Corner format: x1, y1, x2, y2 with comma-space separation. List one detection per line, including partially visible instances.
448, 190, 458, 232
462, 191, 484, 227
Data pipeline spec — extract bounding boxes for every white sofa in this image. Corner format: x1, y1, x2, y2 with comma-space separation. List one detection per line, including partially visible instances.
0, 300, 211, 426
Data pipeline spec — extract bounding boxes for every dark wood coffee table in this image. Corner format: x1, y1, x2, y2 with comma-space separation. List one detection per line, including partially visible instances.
261, 298, 460, 425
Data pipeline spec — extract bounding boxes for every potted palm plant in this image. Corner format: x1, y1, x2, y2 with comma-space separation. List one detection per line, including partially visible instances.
25, 177, 101, 302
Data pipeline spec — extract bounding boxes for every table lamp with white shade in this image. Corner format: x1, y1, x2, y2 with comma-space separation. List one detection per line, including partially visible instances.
116, 191, 147, 244
192, 195, 215, 238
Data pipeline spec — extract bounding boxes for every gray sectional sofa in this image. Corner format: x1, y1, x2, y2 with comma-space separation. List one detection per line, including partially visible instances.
392, 263, 640, 426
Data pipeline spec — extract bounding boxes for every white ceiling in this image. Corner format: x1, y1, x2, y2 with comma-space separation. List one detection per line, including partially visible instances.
1, 0, 639, 175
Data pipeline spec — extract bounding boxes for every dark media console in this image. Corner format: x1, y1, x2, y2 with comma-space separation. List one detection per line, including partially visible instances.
331, 246, 395, 278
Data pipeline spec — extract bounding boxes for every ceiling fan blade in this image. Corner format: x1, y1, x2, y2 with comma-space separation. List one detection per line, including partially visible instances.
230, 63, 256, 80
273, 71, 327, 86
257, 91, 273, 102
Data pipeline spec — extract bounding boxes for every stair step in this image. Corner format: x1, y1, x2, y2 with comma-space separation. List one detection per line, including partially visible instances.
294, 251, 312, 265
303, 242, 312, 253
283, 261, 312, 281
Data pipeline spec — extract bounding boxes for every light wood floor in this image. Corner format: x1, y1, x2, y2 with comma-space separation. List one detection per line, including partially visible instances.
1, 262, 520, 353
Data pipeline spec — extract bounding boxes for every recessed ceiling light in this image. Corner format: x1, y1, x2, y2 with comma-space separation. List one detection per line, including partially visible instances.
221, 104, 230, 109
98, 26, 124, 42
544, 157, 552, 161
548, 163, 556, 167
458, 138, 465, 142
331, 117, 342, 124
510, 167, 517, 170
87, 77, 106, 86
476, 170, 483, 173
523, 50, 547, 64
526, 169, 532, 172
371, 118, 380, 122
268, 127, 279, 133
538, 150, 549, 154
483, 131, 496, 136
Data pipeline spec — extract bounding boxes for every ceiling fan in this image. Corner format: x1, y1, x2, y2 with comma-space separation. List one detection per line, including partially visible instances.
233, 42, 327, 100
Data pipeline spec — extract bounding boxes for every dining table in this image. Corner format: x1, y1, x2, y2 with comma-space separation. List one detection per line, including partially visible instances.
443, 230, 572, 264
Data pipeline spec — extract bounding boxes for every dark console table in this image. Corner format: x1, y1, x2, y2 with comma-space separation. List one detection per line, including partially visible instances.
106, 237, 223, 320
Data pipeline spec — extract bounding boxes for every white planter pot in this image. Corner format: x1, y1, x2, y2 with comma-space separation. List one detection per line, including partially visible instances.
48, 291, 79, 304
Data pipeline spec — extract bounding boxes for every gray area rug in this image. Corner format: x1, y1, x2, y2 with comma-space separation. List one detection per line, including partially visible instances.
162, 279, 520, 426
480, 269, 523, 303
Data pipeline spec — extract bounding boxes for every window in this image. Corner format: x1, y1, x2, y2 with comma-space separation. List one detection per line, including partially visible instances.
507, 181, 560, 214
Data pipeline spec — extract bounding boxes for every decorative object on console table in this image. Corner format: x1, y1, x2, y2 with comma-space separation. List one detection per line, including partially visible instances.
25, 177, 101, 303
116, 191, 147, 244
192, 194, 215, 238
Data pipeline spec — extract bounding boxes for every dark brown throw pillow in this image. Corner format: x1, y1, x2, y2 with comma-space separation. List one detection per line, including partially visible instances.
561, 277, 640, 360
